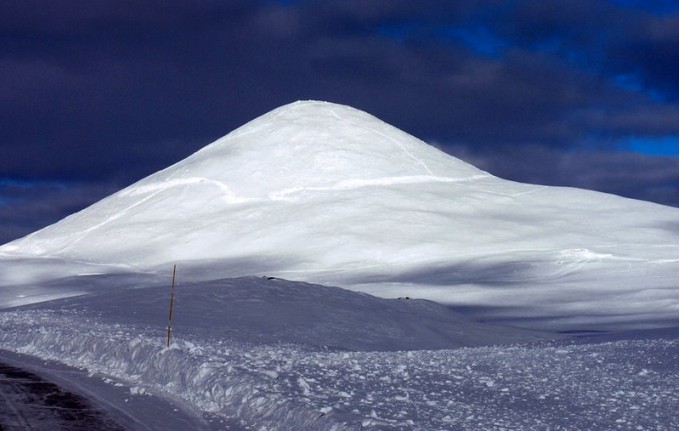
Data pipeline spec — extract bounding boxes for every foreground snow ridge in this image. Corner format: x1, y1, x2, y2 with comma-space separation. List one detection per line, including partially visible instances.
0, 310, 676, 430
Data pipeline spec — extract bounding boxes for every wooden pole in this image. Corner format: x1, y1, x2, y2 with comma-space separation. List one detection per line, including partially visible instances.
166, 264, 177, 348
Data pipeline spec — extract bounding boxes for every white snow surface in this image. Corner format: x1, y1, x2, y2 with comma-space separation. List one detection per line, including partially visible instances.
0, 100, 676, 329
0, 275, 676, 430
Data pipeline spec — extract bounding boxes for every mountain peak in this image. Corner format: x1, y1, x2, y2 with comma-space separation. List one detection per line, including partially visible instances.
0, 101, 490, 258
158, 100, 488, 200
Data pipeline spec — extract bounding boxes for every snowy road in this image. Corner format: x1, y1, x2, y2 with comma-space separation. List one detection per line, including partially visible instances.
0, 350, 241, 431
0, 361, 124, 430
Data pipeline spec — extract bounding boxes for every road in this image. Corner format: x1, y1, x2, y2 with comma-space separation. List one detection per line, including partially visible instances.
0, 361, 126, 430
0, 348, 243, 431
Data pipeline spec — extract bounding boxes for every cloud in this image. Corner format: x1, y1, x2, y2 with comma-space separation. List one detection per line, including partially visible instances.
0, 180, 120, 244
443, 143, 679, 207
498, 0, 678, 98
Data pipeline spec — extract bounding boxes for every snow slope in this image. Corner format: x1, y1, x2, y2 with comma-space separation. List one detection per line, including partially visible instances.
7, 275, 552, 351
0, 100, 677, 329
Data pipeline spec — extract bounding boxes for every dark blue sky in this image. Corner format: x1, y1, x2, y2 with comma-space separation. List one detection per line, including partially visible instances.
1, 0, 677, 244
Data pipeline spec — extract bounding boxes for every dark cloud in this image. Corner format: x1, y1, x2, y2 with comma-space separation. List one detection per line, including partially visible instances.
497, 0, 678, 98
0, 0, 677, 243
445, 144, 679, 207
0, 180, 120, 244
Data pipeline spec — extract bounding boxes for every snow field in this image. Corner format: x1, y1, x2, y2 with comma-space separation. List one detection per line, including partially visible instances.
0, 309, 676, 430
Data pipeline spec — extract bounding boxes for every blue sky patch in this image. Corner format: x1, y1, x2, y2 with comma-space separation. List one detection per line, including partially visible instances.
441, 25, 509, 58
625, 135, 679, 156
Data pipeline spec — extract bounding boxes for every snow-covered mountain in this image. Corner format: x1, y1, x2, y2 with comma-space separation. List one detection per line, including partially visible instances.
1, 100, 677, 330
0, 101, 677, 430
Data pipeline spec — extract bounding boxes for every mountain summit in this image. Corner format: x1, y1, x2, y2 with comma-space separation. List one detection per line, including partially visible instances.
1, 100, 491, 264
1, 101, 677, 330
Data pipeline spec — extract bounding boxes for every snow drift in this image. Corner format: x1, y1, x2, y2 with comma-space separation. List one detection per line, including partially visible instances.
1, 306, 675, 430
0, 100, 677, 330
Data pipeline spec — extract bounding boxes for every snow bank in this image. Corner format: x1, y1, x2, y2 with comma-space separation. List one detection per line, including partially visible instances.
0, 310, 350, 430
0, 309, 676, 430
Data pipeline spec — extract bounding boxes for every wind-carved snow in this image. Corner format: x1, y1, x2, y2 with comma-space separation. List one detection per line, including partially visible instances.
0, 274, 676, 429
367, 127, 436, 175
0, 305, 676, 430
120, 176, 258, 204
121, 174, 490, 203
0, 100, 677, 330
268, 174, 488, 201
